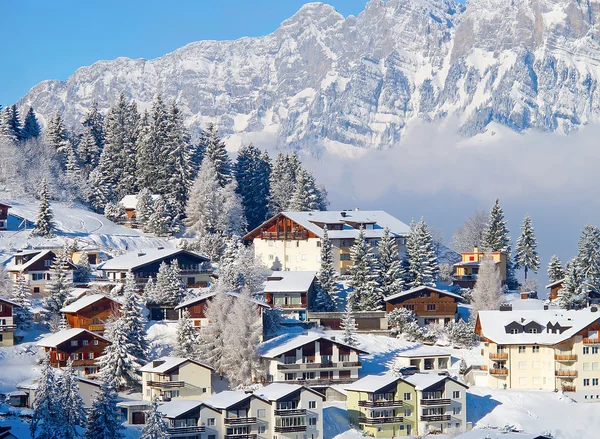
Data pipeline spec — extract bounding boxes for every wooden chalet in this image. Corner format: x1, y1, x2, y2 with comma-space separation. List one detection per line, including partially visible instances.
546, 279, 564, 301
0, 202, 10, 231
6, 249, 77, 295
264, 271, 317, 321
546, 278, 600, 306
60, 294, 121, 333
384, 286, 462, 327
0, 297, 19, 347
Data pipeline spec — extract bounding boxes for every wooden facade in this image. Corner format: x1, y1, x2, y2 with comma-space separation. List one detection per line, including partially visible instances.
385, 287, 460, 326
0, 298, 18, 346
41, 331, 110, 376
63, 297, 121, 333
244, 214, 319, 241
0, 202, 10, 231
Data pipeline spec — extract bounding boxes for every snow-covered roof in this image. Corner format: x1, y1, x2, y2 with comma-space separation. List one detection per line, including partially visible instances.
454, 429, 550, 439
403, 373, 448, 390
76, 377, 102, 387
0, 201, 11, 208
264, 271, 317, 293
158, 399, 204, 418
255, 383, 303, 401
384, 285, 463, 302
0, 297, 21, 308
117, 399, 152, 408
99, 248, 208, 271
139, 357, 212, 373
119, 194, 159, 210
201, 391, 252, 410
260, 333, 369, 359
545, 278, 565, 289
60, 294, 119, 313
344, 374, 400, 393
37, 328, 110, 348
477, 309, 600, 345
394, 346, 452, 358
7, 391, 27, 397
175, 291, 269, 310
6, 249, 58, 272
16, 378, 38, 390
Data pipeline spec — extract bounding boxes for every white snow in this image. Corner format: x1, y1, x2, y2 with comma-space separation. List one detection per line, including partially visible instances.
384, 285, 463, 302
158, 399, 203, 418
264, 271, 317, 293
201, 390, 251, 409
59, 294, 118, 313
138, 356, 189, 373
36, 328, 109, 348
255, 383, 303, 401
99, 248, 206, 271
344, 374, 399, 393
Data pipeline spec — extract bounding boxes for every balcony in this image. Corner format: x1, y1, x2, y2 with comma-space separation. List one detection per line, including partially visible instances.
555, 370, 577, 378
262, 231, 308, 240
277, 361, 361, 371
0, 324, 17, 332
583, 338, 600, 345
489, 353, 508, 360
359, 416, 404, 425
224, 417, 257, 426
274, 409, 307, 416
167, 426, 205, 435
358, 400, 403, 408
562, 385, 576, 392
281, 378, 356, 386
489, 368, 509, 376
274, 426, 307, 433
555, 354, 578, 362
420, 414, 451, 422
88, 324, 105, 332
224, 435, 257, 439
420, 399, 451, 406
146, 381, 185, 389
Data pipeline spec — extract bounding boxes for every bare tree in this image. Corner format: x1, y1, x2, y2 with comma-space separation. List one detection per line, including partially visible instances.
452, 210, 488, 253
470, 255, 504, 317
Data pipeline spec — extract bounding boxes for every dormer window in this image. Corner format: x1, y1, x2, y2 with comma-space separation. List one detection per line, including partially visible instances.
529, 328, 538, 334
510, 329, 519, 334
365, 224, 374, 230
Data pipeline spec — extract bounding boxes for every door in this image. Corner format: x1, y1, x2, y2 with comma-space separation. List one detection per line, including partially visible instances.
132, 412, 146, 424
407, 425, 411, 435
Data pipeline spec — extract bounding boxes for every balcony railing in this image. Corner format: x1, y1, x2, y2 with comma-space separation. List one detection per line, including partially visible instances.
277, 304, 307, 309
88, 324, 105, 332
224, 417, 257, 425
274, 426, 307, 433
489, 369, 509, 376
359, 416, 404, 425
277, 361, 361, 371
454, 275, 477, 281
167, 426, 205, 435
224, 435, 257, 439
489, 353, 508, 360
562, 385, 576, 392
583, 338, 600, 344
146, 381, 185, 389
358, 400, 403, 408
420, 414, 451, 422
262, 231, 308, 240
274, 409, 307, 416
420, 399, 451, 406
0, 324, 17, 332
555, 354, 578, 362
555, 370, 577, 377
281, 378, 356, 386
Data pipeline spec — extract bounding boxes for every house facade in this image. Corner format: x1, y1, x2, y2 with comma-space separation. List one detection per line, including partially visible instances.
453, 248, 507, 288
264, 271, 317, 321
384, 286, 462, 327
140, 357, 214, 402
119, 194, 159, 227
0, 202, 10, 230
243, 211, 409, 275
60, 294, 121, 334
0, 297, 19, 347
12, 376, 102, 409
476, 308, 600, 402
36, 328, 111, 377
6, 249, 77, 295
393, 346, 452, 372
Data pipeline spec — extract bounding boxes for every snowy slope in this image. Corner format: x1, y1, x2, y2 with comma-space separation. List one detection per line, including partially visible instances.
17, 0, 600, 152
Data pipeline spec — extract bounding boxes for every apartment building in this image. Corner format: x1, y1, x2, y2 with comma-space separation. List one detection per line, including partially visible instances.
476, 308, 600, 401
140, 357, 214, 402
346, 373, 467, 437
0, 297, 19, 346
243, 211, 409, 275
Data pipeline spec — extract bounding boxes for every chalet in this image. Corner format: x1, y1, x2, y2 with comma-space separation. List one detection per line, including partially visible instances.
264, 271, 317, 321
259, 333, 368, 389
384, 286, 462, 327
453, 247, 507, 288
0, 202, 10, 231
119, 194, 159, 226
98, 248, 212, 289
6, 249, 77, 295
545, 278, 600, 306
11, 376, 102, 409
307, 311, 388, 331
546, 279, 564, 301
36, 328, 111, 377
393, 346, 452, 372
243, 210, 409, 275
60, 294, 121, 334
175, 291, 269, 328
0, 297, 19, 347
140, 357, 214, 402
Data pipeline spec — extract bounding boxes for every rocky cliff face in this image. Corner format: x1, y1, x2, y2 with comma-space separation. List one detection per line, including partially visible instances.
17, 0, 600, 151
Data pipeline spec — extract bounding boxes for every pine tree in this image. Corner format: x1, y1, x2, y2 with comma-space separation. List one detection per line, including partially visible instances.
315, 227, 338, 311
404, 218, 439, 289
121, 272, 149, 360
98, 318, 140, 389
11, 272, 33, 328
347, 226, 381, 311
386, 308, 418, 338
448, 319, 475, 348
7, 104, 23, 141
459, 358, 468, 375
483, 199, 517, 289
58, 313, 70, 331
175, 310, 198, 359
557, 260, 586, 309
547, 255, 565, 283
196, 287, 233, 375
219, 178, 248, 236
268, 152, 298, 215
57, 359, 86, 439
74, 251, 92, 283
136, 188, 154, 229
470, 255, 504, 317
46, 111, 69, 154
234, 144, 271, 230
377, 227, 404, 297
104, 201, 126, 223
182, 233, 226, 262
82, 100, 105, 154
340, 303, 358, 347
31, 357, 62, 439
141, 398, 169, 439
514, 215, 540, 280
87, 167, 114, 212
21, 107, 41, 140
201, 123, 232, 187
32, 178, 55, 237
185, 158, 222, 235
0, 108, 17, 143
289, 168, 327, 211
576, 225, 600, 290
43, 250, 74, 328
84, 381, 125, 439
146, 195, 178, 237
147, 262, 186, 306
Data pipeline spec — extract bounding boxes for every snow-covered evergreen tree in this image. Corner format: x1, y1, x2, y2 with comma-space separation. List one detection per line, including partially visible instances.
386, 308, 418, 338
234, 144, 271, 230
196, 287, 233, 375
43, 250, 74, 329
74, 251, 92, 283
340, 303, 358, 347
136, 188, 154, 229
347, 226, 381, 311
557, 260, 586, 309
514, 215, 540, 280
6, 104, 23, 141
11, 272, 33, 328
377, 227, 404, 297
289, 167, 327, 211
57, 359, 86, 439
268, 152, 299, 215
185, 158, 221, 235
147, 261, 186, 306
482, 199, 517, 289
220, 179, 248, 236
31, 357, 62, 439
87, 167, 114, 212
84, 381, 125, 439
32, 178, 55, 237
104, 201, 126, 223
174, 310, 198, 359
145, 195, 178, 236
263, 307, 283, 337
404, 218, 439, 289
98, 317, 141, 389
459, 358, 468, 375
141, 398, 169, 439
121, 272, 149, 360
58, 313, 70, 331
200, 123, 232, 187
447, 319, 475, 348
470, 255, 504, 317
547, 255, 565, 283
46, 111, 69, 154
22, 107, 41, 140
82, 101, 105, 152
181, 233, 226, 263
576, 225, 600, 290
315, 227, 338, 311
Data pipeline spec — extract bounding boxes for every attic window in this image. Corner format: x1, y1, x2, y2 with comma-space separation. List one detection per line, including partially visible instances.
469, 256, 475, 261
510, 329, 519, 334
529, 328, 538, 334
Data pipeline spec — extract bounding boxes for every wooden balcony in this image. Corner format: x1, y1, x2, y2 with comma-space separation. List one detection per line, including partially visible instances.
562, 385, 576, 392
555, 370, 577, 377
420, 414, 451, 422
277, 361, 361, 371
274, 426, 307, 433
224, 417, 257, 425
555, 354, 578, 362
146, 381, 185, 389
262, 231, 308, 240
583, 338, 600, 344
489, 368, 509, 376
167, 426, 205, 435
0, 325, 17, 332
359, 416, 404, 425
420, 398, 451, 406
281, 378, 356, 386
274, 409, 307, 416
489, 353, 508, 360
88, 324, 105, 332
358, 400, 403, 408
224, 435, 257, 439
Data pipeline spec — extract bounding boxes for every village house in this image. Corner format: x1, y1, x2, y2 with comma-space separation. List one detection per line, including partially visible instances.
453, 247, 507, 288
6, 249, 77, 295
60, 294, 121, 334
139, 357, 214, 402
345, 373, 467, 437
259, 333, 368, 389
306, 311, 388, 332
36, 328, 111, 377
384, 286, 462, 327
98, 248, 212, 290
475, 308, 600, 402
393, 346, 452, 372
0, 202, 10, 231
0, 297, 19, 347
119, 194, 159, 227
264, 271, 317, 321
243, 210, 409, 275
9, 376, 102, 409
70, 246, 102, 266
545, 278, 600, 306
158, 400, 206, 438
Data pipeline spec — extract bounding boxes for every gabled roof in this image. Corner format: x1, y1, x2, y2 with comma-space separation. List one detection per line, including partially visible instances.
344, 374, 401, 393
37, 328, 110, 348
158, 399, 204, 419
139, 356, 213, 373
119, 194, 160, 210
254, 383, 325, 401
0, 202, 11, 208
394, 345, 452, 358
384, 285, 463, 303
99, 248, 208, 271
454, 260, 501, 267
7, 249, 76, 272
175, 291, 269, 310
60, 294, 120, 313
545, 278, 565, 289
403, 373, 467, 391
260, 333, 369, 358
264, 271, 317, 293
0, 297, 21, 308
200, 391, 255, 410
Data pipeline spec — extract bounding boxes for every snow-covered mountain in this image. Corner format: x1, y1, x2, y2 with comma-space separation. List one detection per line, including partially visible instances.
17, 0, 600, 151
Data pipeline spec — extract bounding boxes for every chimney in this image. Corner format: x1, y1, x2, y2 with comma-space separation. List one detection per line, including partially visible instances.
341, 211, 347, 218
592, 307, 598, 313
473, 247, 479, 253
138, 252, 146, 257
544, 305, 549, 310
157, 246, 164, 250
499, 303, 512, 312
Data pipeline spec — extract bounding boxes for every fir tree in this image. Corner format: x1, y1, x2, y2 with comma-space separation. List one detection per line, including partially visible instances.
386, 308, 417, 338
315, 227, 338, 311
121, 272, 149, 360
7, 104, 23, 141
268, 152, 298, 215
82, 100, 105, 154
459, 358, 468, 375
146, 195, 178, 236
263, 307, 283, 337
21, 107, 41, 140
141, 398, 169, 439
46, 111, 69, 154
196, 287, 233, 375
74, 251, 92, 283
483, 199, 517, 289
87, 168, 114, 212
340, 303, 358, 347
182, 233, 226, 263
470, 255, 504, 317
547, 255, 566, 283
31, 357, 61, 439
377, 227, 404, 297
32, 178, 55, 237
104, 201, 126, 223
11, 272, 33, 328
136, 188, 154, 229
58, 313, 70, 331
43, 250, 74, 328
57, 359, 86, 439
84, 381, 125, 439
185, 158, 221, 235
347, 226, 381, 311
557, 260, 586, 309
0, 107, 17, 143
201, 123, 232, 187
234, 144, 271, 230
404, 218, 439, 289
576, 225, 600, 290
147, 262, 186, 306
289, 168, 327, 211
448, 319, 475, 348
175, 310, 198, 359
98, 318, 141, 389
514, 215, 540, 280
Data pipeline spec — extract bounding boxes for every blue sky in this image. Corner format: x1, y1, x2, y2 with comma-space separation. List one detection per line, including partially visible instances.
1, 0, 374, 106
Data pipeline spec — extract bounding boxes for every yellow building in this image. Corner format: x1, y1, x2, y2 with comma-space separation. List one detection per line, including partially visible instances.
453, 247, 507, 288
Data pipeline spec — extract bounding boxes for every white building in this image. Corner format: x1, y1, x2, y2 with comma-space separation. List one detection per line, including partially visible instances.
6, 249, 76, 295
264, 271, 317, 321
393, 346, 452, 372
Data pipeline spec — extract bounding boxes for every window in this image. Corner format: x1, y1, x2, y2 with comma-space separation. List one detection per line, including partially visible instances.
510, 329, 519, 334
207, 418, 215, 426
268, 241, 274, 247
269, 254, 274, 261
146, 389, 151, 396
453, 407, 461, 415
257, 409, 266, 418
584, 379, 590, 387
594, 363, 599, 371
71, 340, 78, 347
32, 273, 46, 281
584, 363, 591, 371
532, 361, 541, 370
404, 305, 415, 311
593, 347, 599, 354
529, 328, 538, 334
308, 401, 316, 409
377, 427, 383, 432
87, 353, 94, 360
202, 388, 207, 393
427, 304, 436, 311
93, 340, 99, 345
301, 254, 307, 261
518, 346, 526, 353
519, 361, 526, 370
452, 391, 461, 399
308, 418, 317, 426
317, 241, 321, 248
532, 346, 540, 353
404, 408, 411, 417
258, 426, 266, 434
340, 254, 350, 261
404, 393, 411, 401
584, 347, 590, 355
44, 259, 52, 267
83, 340, 89, 346
594, 379, 599, 386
